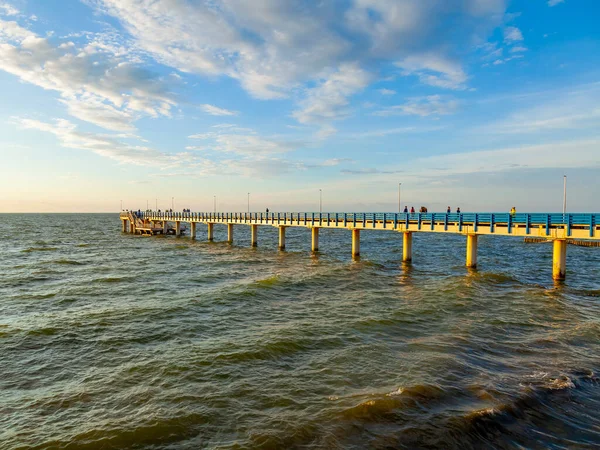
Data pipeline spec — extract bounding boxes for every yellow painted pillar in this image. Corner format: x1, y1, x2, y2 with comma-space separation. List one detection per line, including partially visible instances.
466, 234, 478, 268
403, 231, 413, 262
130, 220, 135, 234
190, 222, 196, 239
207, 223, 214, 241
552, 239, 567, 281
121, 219, 127, 233
175, 221, 181, 236
311, 227, 319, 252
278, 226, 286, 250
352, 229, 360, 257
227, 224, 234, 243
251, 225, 258, 247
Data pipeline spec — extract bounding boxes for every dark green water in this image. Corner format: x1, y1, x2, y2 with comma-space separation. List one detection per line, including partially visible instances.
1, 213, 599, 449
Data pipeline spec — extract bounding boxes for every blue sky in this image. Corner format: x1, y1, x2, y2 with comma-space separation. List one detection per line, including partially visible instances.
0, 0, 599, 212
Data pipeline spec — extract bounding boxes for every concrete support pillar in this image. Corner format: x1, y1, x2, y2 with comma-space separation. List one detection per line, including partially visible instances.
121, 219, 127, 233
352, 229, 360, 257
466, 234, 478, 268
190, 222, 196, 239
311, 227, 319, 252
175, 221, 181, 236
278, 226, 286, 250
207, 223, 214, 241
227, 224, 234, 243
251, 225, 258, 247
130, 220, 135, 234
552, 239, 567, 281
403, 231, 413, 262
163, 221, 168, 234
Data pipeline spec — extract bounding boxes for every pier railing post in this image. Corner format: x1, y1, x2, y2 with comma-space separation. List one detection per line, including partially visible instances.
352, 229, 360, 257
251, 225, 258, 247
552, 239, 567, 280
403, 231, 412, 262
466, 234, 478, 268
312, 227, 319, 252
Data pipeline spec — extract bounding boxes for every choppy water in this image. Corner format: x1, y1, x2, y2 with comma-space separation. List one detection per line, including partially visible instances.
1, 213, 599, 449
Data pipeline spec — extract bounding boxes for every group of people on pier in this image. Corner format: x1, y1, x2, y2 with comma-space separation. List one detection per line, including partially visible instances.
403, 206, 461, 214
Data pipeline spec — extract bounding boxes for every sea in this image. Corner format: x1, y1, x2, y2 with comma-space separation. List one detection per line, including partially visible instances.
1, 213, 599, 449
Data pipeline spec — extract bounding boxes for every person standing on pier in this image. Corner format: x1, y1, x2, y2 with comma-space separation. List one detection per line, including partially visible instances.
404, 206, 408, 214
456, 207, 461, 213
447, 206, 451, 214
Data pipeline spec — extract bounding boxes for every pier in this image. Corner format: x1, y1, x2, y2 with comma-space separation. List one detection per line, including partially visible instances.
120, 211, 600, 281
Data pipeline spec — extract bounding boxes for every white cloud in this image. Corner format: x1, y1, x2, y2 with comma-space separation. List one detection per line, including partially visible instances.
347, 127, 429, 138
510, 46, 527, 53
0, 3, 18, 16
60, 95, 136, 132
504, 26, 523, 43
342, 168, 403, 175
395, 54, 467, 90
378, 88, 396, 95
0, 19, 174, 131
88, 0, 508, 126
16, 117, 189, 167
413, 139, 600, 176
548, 0, 564, 6
200, 104, 238, 116
480, 84, 600, 134
322, 158, 353, 166
292, 63, 371, 135
374, 95, 459, 117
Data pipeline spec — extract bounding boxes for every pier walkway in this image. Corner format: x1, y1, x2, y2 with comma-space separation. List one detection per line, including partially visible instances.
120, 211, 600, 281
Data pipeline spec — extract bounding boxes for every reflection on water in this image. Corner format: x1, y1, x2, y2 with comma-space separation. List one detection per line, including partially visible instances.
0, 214, 599, 449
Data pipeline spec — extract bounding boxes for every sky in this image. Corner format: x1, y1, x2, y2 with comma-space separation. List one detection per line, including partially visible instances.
0, 0, 599, 213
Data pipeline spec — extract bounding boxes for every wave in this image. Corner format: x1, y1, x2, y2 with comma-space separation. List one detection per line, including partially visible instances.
22, 247, 59, 253
93, 276, 134, 283
252, 274, 281, 288
341, 383, 447, 422
315, 370, 600, 449
26, 327, 59, 336
54, 259, 85, 265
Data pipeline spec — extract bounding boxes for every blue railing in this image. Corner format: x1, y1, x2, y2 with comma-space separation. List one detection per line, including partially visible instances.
132, 212, 599, 237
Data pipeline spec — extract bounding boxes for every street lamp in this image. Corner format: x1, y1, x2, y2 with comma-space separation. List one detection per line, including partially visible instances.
563, 175, 567, 216
319, 189, 322, 213
398, 183, 401, 214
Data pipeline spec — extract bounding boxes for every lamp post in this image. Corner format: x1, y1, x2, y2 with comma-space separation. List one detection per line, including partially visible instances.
319, 189, 322, 213
563, 175, 567, 216
398, 183, 401, 213
247, 192, 250, 213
